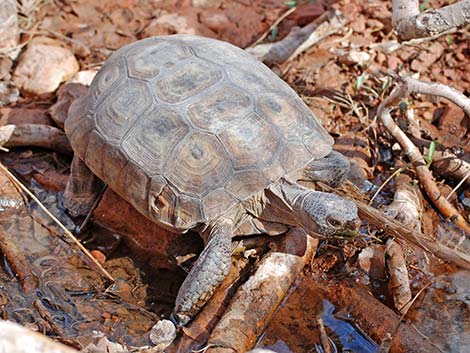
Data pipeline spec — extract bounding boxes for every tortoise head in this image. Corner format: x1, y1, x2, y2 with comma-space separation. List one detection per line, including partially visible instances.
300, 191, 360, 238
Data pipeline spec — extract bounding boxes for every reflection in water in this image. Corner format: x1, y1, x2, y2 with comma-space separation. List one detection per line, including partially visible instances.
322, 300, 378, 353
0, 178, 162, 348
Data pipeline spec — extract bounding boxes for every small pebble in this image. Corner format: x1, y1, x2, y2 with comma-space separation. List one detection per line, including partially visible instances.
149, 319, 176, 351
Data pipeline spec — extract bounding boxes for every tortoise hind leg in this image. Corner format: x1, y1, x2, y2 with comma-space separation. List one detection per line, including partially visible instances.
63, 156, 104, 217
174, 218, 233, 325
302, 150, 350, 188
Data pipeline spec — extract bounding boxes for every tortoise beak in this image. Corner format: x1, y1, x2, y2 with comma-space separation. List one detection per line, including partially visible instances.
334, 218, 361, 238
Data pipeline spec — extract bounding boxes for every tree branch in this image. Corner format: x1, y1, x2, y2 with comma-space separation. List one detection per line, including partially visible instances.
393, 0, 470, 41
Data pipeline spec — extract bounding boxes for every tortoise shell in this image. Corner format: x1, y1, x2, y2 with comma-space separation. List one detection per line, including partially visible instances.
65, 35, 334, 232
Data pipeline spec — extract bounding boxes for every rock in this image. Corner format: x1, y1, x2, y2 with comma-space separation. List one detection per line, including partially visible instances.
0, 321, 79, 353
338, 50, 371, 66
192, 0, 222, 8
0, 57, 13, 81
13, 38, 79, 97
93, 189, 186, 270
199, 10, 230, 33
410, 42, 445, 72
49, 83, 88, 128
69, 69, 98, 86
149, 320, 177, 351
141, 12, 208, 38
81, 336, 129, 353
90, 250, 107, 264
287, 2, 324, 26
0, 107, 53, 126
0, 0, 19, 59
0, 82, 19, 107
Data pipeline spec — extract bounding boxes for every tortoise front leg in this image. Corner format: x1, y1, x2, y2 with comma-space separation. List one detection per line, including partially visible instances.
302, 150, 350, 188
174, 218, 233, 326
63, 156, 104, 217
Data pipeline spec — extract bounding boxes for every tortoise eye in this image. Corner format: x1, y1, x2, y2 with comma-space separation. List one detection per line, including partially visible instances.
326, 217, 342, 228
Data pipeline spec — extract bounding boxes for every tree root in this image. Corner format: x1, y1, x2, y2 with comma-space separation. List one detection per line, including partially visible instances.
377, 79, 470, 234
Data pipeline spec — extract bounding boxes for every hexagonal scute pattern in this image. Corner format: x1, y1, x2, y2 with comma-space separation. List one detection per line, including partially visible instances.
187, 84, 251, 133
219, 113, 281, 170
95, 79, 153, 142
202, 188, 238, 221
193, 40, 246, 65
126, 42, 192, 80
89, 58, 124, 110
70, 35, 337, 230
155, 59, 223, 103
226, 170, 269, 201
167, 132, 232, 196
174, 194, 203, 229
121, 107, 189, 175
258, 93, 333, 147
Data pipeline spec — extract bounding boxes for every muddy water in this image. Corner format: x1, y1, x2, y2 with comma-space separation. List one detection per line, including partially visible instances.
256, 276, 378, 353
0, 170, 177, 349
257, 252, 470, 353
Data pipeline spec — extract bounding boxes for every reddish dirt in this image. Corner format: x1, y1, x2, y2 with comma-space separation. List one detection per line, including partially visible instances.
1, 0, 469, 352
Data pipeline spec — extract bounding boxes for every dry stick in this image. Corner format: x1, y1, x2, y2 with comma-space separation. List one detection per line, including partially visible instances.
357, 201, 470, 270
249, 6, 297, 47
321, 182, 470, 269
0, 163, 115, 283
286, 10, 344, 62
369, 167, 404, 204
246, 10, 335, 66
377, 84, 470, 234
0, 124, 73, 154
206, 231, 318, 352
409, 136, 470, 184
392, 0, 470, 42
446, 171, 470, 201
402, 76, 470, 116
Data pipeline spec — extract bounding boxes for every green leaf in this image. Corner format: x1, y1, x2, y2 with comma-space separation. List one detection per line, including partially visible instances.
270, 25, 279, 42
381, 76, 391, 92
284, 0, 297, 7
354, 73, 367, 92
424, 141, 436, 167
419, 0, 431, 11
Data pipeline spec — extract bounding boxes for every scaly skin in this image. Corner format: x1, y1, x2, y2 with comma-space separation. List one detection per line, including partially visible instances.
173, 219, 233, 325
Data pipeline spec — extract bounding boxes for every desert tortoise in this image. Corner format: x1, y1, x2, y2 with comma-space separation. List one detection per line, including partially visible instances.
63, 34, 359, 325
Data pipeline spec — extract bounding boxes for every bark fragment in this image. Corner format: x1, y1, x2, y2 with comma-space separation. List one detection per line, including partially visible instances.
206, 230, 318, 352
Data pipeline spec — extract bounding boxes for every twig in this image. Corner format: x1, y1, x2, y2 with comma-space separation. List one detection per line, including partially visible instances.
249, 6, 297, 47
369, 167, 405, 204
206, 232, 318, 352
245, 10, 334, 66
385, 239, 412, 314
0, 163, 115, 283
357, 200, 470, 270
377, 83, 470, 233
402, 76, 470, 116
392, 0, 470, 41
286, 11, 344, 62
319, 181, 470, 269
447, 173, 470, 203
